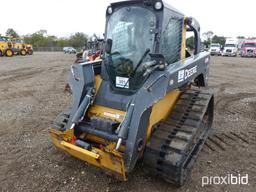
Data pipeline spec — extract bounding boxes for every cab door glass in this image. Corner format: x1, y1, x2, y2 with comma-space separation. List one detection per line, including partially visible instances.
160, 18, 183, 64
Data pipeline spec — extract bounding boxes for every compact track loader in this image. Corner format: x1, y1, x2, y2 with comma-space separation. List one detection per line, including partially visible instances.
50, 0, 214, 185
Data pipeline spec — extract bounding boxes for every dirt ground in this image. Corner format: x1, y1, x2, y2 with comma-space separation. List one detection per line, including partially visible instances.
0, 53, 255, 192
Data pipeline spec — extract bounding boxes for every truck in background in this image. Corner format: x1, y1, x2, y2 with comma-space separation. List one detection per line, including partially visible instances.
209, 43, 222, 56
241, 40, 256, 57
222, 38, 238, 57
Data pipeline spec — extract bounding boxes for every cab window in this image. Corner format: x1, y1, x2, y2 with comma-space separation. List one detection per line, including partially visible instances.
160, 18, 183, 64
186, 29, 195, 57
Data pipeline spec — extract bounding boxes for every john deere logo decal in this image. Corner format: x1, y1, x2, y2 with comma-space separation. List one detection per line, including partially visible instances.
178, 65, 197, 83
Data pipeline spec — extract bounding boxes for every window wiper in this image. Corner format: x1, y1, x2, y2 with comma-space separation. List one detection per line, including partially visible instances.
122, 48, 150, 89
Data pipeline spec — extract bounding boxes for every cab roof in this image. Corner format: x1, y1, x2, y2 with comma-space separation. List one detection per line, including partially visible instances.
110, 0, 184, 15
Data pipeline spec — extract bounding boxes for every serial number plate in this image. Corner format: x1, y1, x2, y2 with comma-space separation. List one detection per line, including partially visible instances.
116, 76, 129, 89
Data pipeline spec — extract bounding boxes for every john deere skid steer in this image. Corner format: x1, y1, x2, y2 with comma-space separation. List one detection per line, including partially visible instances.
50, 0, 214, 185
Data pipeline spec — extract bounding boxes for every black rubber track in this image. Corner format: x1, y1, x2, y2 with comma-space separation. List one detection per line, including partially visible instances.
143, 89, 214, 186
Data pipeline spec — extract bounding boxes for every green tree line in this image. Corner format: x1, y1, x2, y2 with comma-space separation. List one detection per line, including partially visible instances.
186, 35, 226, 50
186, 31, 256, 49
4, 28, 89, 48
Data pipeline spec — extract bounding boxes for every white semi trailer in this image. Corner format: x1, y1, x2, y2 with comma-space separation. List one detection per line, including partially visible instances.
222, 38, 238, 57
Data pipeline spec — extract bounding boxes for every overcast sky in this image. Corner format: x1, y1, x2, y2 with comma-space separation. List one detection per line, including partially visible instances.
1, 0, 255, 38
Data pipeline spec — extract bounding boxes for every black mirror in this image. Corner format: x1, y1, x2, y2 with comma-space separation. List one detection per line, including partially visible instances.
105, 38, 112, 54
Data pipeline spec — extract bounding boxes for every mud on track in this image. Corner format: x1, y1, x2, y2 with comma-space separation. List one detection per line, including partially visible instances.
0, 53, 255, 192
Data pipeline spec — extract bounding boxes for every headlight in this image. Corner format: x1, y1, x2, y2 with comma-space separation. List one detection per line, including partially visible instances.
107, 6, 113, 15
154, 1, 163, 10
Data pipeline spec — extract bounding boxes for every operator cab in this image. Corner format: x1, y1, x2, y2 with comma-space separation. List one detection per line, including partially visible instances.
0, 36, 10, 42
104, 4, 158, 91
13, 38, 24, 44
0, 36, 5, 42
102, 0, 201, 92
